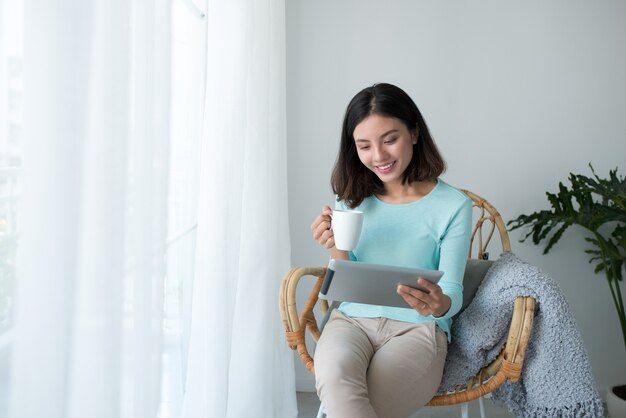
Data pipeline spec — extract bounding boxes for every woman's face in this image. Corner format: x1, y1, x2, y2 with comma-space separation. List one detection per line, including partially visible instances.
353, 114, 417, 187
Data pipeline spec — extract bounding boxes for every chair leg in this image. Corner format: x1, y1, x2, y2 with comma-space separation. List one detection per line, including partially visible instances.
461, 402, 469, 418
316, 403, 325, 418
478, 396, 487, 418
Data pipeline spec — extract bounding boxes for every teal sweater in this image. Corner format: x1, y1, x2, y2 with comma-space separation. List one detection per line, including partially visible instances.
336, 179, 472, 341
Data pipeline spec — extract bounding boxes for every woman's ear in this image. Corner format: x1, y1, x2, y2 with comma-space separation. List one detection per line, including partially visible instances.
412, 127, 419, 145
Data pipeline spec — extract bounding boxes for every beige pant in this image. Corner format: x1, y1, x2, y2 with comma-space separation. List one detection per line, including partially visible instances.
314, 310, 447, 418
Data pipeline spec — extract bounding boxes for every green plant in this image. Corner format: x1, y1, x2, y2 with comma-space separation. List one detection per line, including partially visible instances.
508, 164, 626, 349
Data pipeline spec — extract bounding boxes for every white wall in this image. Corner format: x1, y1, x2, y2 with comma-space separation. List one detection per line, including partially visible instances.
286, 0, 626, 394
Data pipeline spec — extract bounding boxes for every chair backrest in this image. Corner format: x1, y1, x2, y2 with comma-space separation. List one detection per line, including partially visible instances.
453, 190, 511, 319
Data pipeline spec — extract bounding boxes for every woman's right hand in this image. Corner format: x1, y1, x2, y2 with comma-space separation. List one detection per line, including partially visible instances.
311, 206, 350, 260
310, 206, 335, 249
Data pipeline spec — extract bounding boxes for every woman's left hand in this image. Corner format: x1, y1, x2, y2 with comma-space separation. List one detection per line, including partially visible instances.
397, 278, 451, 317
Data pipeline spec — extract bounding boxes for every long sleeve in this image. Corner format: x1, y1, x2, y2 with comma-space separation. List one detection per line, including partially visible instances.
433, 198, 472, 320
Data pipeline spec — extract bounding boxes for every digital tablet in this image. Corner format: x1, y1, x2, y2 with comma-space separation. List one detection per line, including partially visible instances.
319, 259, 444, 308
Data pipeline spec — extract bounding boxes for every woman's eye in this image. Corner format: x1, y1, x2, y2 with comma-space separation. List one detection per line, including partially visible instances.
359, 146, 370, 151
384, 138, 398, 144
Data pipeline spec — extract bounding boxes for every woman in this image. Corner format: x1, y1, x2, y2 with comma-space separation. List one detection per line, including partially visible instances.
310, 83, 472, 418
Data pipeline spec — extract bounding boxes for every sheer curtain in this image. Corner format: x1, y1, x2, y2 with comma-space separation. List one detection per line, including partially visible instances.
181, 0, 297, 417
8, 1, 171, 418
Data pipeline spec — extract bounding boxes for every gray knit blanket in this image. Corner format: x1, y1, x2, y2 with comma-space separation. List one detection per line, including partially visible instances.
438, 252, 604, 417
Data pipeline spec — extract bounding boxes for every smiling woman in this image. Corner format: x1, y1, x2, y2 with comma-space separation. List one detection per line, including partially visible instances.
310, 83, 471, 418
353, 115, 418, 186
331, 84, 446, 210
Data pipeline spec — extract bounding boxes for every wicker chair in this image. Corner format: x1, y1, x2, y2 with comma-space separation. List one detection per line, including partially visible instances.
278, 190, 536, 415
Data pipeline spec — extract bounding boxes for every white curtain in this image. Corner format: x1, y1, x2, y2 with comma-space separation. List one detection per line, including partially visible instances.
9, 1, 171, 418
181, 0, 297, 417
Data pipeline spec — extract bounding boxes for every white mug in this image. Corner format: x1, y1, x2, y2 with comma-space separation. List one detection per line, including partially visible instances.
331, 210, 364, 251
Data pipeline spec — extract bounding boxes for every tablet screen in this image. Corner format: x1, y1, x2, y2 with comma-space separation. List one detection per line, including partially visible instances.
320, 259, 444, 308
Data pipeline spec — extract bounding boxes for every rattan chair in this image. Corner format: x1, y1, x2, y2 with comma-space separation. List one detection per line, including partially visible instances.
279, 190, 536, 416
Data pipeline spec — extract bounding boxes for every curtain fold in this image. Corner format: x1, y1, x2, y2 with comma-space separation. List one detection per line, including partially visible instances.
181, 0, 297, 417
9, 2, 171, 418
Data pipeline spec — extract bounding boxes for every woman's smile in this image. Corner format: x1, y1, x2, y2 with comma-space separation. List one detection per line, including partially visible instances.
375, 161, 396, 174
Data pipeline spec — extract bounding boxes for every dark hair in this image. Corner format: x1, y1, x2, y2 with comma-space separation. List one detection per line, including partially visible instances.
331, 83, 446, 208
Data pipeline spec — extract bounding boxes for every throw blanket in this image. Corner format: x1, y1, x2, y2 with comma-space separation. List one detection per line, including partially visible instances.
438, 252, 604, 417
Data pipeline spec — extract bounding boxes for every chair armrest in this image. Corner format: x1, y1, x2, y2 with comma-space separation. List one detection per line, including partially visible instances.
427, 296, 536, 405
278, 266, 327, 374
501, 296, 535, 380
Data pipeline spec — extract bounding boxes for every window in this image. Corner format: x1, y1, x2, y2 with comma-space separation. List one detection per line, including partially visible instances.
0, 0, 23, 414
158, 1, 205, 416
0, 0, 22, 336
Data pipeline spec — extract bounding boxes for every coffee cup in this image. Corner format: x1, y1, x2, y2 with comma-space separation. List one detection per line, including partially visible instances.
331, 210, 364, 251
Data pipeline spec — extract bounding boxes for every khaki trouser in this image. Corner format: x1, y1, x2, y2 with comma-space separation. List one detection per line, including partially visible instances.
314, 310, 447, 418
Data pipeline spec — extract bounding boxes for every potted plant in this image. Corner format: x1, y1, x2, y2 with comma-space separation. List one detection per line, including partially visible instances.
507, 164, 625, 415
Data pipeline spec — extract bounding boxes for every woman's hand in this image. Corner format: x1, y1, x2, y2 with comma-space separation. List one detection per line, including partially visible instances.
310, 206, 349, 260
311, 206, 335, 248
396, 278, 451, 317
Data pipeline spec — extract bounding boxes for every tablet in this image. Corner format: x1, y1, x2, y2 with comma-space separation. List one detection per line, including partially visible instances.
319, 259, 444, 308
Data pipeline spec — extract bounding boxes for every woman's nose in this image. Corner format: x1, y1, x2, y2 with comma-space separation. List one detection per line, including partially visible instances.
372, 144, 387, 162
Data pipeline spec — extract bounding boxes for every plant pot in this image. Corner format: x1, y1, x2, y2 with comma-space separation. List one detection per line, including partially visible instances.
607, 385, 626, 418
